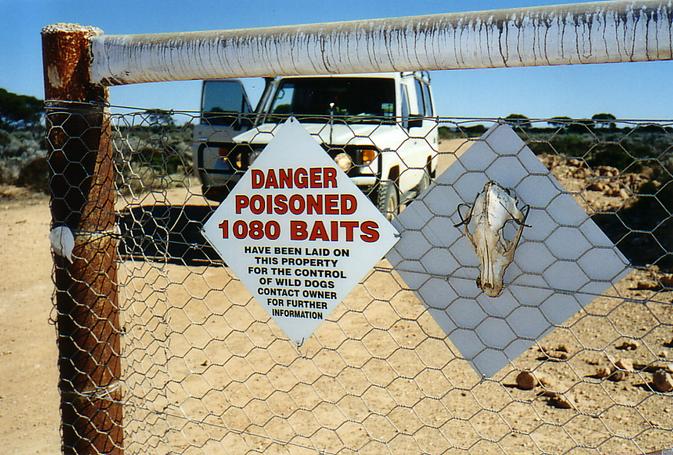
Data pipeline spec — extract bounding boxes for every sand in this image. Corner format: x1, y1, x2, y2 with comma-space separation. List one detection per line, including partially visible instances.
1, 138, 672, 454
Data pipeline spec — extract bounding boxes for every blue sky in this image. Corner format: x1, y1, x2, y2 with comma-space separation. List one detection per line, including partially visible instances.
1, 0, 671, 119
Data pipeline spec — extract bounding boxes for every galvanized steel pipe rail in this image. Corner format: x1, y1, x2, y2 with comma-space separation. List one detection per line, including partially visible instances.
89, 0, 673, 85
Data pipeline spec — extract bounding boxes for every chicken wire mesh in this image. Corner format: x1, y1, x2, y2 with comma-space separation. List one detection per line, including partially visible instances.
46, 104, 673, 454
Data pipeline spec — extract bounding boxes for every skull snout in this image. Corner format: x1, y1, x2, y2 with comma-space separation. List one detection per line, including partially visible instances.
479, 278, 503, 297
475, 276, 499, 295
472, 229, 507, 298
476, 249, 505, 297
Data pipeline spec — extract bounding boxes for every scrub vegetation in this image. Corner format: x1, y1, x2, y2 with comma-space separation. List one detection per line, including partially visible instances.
2, 90, 671, 263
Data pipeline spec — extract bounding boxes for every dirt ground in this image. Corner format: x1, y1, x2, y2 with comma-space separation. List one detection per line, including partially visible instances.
0, 190, 61, 454
1, 139, 672, 454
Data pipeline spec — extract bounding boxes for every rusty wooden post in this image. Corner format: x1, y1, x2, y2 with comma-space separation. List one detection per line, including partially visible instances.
42, 24, 123, 454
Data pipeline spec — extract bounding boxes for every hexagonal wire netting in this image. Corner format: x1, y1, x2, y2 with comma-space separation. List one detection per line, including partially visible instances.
47, 104, 673, 454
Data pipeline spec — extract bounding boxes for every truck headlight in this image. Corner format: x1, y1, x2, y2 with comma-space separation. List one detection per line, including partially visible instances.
225, 144, 252, 169
334, 152, 353, 172
360, 147, 377, 165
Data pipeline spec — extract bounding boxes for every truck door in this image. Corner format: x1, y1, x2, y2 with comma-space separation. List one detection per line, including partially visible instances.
193, 80, 253, 182
396, 77, 434, 198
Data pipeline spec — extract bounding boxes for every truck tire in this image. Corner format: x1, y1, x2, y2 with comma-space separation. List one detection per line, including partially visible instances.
377, 180, 399, 221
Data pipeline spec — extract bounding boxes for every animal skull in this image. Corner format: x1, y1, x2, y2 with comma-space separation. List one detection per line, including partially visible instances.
455, 181, 529, 298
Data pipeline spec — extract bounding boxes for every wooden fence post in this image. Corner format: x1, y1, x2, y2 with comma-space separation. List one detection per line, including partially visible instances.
42, 23, 123, 454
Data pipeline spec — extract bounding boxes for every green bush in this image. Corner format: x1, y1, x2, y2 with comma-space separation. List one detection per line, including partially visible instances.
438, 124, 486, 139
525, 130, 670, 171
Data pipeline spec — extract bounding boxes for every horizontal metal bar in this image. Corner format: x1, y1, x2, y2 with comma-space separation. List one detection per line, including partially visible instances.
89, 1, 672, 85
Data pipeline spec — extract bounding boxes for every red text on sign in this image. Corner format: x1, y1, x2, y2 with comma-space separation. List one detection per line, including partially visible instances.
290, 220, 380, 242
219, 220, 281, 240
235, 193, 357, 215
251, 167, 337, 190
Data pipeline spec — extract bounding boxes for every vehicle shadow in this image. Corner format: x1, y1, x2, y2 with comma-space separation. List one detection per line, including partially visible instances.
116, 194, 671, 272
118, 204, 224, 266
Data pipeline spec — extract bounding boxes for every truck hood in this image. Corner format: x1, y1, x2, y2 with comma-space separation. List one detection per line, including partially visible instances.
233, 122, 407, 149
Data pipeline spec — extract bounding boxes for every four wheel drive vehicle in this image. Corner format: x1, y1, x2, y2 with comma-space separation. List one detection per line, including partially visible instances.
192, 72, 438, 218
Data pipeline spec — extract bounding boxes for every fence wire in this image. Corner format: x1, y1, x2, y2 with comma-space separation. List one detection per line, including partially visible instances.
47, 105, 673, 454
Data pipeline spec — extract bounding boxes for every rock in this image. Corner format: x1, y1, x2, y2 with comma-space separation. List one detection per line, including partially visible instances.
634, 280, 661, 291
616, 358, 634, 372
594, 366, 612, 379
648, 265, 662, 273
575, 170, 590, 180
604, 186, 621, 197
661, 275, 673, 288
516, 370, 538, 390
635, 361, 673, 373
547, 392, 576, 410
610, 358, 634, 381
653, 370, 673, 393
610, 370, 628, 382
597, 165, 619, 177
618, 188, 630, 200
659, 351, 668, 359
588, 182, 607, 192
616, 340, 639, 351
539, 345, 570, 360
538, 375, 552, 387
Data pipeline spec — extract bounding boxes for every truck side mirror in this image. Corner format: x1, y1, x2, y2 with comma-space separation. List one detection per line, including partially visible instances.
201, 80, 252, 127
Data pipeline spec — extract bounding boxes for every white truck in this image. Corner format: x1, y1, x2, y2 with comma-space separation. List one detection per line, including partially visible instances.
193, 72, 438, 219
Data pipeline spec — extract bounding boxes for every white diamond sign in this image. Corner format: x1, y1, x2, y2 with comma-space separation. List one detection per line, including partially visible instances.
202, 118, 399, 344
388, 124, 630, 377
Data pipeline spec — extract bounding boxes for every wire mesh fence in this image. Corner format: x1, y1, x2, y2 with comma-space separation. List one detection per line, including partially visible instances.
47, 104, 673, 454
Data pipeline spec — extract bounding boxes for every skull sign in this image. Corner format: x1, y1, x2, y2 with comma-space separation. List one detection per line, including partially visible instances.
455, 181, 530, 297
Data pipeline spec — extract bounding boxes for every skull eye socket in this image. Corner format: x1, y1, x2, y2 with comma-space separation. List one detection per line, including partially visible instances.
499, 219, 519, 250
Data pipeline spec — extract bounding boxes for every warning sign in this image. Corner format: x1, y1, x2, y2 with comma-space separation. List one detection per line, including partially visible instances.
388, 124, 630, 377
202, 118, 399, 343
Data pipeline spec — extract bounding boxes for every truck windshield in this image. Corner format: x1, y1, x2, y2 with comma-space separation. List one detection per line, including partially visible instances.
267, 77, 395, 123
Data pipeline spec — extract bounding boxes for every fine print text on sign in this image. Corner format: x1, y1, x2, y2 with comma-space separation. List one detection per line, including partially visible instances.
202, 118, 399, 344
